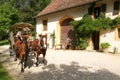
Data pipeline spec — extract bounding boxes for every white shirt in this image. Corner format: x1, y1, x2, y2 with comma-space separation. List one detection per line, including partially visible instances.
16, 31, 22, 37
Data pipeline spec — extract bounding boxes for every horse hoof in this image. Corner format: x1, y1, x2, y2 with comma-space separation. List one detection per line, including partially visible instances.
14, 58, 17, 61
10, 53, 14, 56
42, 66, 45, 69
35, 63, 38, 67
21, 69, 24, 72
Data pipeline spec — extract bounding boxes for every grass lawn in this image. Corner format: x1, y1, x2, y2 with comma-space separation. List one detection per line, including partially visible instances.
0, 40, 9, 46
0, 40, 13, 80
0, 64, 13, 80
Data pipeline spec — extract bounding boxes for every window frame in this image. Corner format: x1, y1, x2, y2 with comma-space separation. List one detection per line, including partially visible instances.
88, 3, 107, 18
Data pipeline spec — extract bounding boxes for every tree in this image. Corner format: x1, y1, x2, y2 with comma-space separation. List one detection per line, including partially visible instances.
0, 1, 19, 40
0, 0, 51, 40
15, 0, 51, 24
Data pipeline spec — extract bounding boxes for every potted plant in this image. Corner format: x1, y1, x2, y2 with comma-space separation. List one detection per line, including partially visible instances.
50, 31, 55, 48
100, 42, 111, 53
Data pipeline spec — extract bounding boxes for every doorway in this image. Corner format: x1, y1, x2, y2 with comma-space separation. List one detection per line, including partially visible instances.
92, 31, 100, 50
60, 18, 76, 49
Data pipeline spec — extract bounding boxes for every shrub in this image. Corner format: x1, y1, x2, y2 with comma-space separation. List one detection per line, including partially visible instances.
100, 42, 110, 49
77, 38, 88, 50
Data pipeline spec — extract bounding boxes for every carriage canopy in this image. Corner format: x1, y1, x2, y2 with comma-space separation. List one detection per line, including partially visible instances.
8, 22, 35, 48
9, 22, 35, 32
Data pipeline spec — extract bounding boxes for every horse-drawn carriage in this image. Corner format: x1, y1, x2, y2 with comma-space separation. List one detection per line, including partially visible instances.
9, 22, 34, 50
8, 22, 47, 72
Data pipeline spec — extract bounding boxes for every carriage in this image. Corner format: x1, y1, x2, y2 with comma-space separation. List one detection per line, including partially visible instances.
8, 22, 34, 55
8, 22, 47, 72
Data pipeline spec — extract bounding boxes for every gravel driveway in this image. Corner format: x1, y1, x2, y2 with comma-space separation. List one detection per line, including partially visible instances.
0, 45, 120, 80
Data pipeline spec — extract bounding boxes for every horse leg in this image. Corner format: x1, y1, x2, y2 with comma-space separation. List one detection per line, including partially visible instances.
14, 49, 20, 61
20, 55, 25, 72
24, 53, 28, 68
14, 52, 17, 61
41, 49, 46, 69
42, 49, 46, 64
35, 52, 39, 66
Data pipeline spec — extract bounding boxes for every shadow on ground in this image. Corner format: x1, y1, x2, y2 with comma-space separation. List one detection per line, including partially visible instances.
19, 62, 120, 80
0, 46, 120, 80
0, 47, 9, 53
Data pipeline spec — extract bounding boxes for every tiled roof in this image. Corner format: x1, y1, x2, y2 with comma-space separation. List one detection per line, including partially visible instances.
36, 0, 100, 17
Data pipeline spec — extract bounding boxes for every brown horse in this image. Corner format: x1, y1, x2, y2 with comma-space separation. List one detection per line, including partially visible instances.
13, 36, 29, 72
28, 34, 47, 66
39, 34, 47, 65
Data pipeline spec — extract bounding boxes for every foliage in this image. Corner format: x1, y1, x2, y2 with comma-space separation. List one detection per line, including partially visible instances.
0, 64, 13, 80
0, 0, 51, 40
71, 14, 93, 38
113, 17, 120, 26
18, 5, 35, 24
77, 38, 88, 50
50, 31, 55, 47
96, 17, 114, 29
100, 42, 110, 49
71, 13, 119, 50
15, 0, 51, 25
0, 40, 9, 46
0, 1, 19, 40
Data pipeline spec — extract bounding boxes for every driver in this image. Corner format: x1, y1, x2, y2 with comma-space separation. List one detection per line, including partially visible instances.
16, 29, 22, 41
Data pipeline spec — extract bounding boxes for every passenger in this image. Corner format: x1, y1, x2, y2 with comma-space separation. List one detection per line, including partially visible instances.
16, 29, 22, 41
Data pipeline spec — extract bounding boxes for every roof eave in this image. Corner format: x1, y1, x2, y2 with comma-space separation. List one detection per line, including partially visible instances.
35, 0, 101, 18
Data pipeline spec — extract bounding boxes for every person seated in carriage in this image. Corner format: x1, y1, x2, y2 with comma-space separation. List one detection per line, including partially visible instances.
15, 29, 23, 41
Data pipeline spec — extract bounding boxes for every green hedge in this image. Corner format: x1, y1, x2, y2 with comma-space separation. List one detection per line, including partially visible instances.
0, 40, 9, 46
0, 64, 13, 80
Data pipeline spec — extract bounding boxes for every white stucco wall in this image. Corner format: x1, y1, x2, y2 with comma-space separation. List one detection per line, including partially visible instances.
105, 0, 118, 19
36, 5, 89, 48
36, 0, 120, 51
101, 28, 120, 53
100, 0, 120, 53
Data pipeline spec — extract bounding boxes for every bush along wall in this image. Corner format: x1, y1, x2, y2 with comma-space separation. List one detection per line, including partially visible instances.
71, 13, 120, 50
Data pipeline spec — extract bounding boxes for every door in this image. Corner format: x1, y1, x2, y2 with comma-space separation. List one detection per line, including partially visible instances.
60, 18, 76, 49
92, 31, 100, 50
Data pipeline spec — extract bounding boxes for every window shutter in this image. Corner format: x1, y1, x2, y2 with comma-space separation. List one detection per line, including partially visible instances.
43, 20, 47, 31
101, 4, 106, 12
88, 7, 94, 15
113, 1, 120, 15
114, 1, 120, 10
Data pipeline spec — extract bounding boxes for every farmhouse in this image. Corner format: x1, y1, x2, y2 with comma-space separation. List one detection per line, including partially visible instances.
35, 0, 120, 53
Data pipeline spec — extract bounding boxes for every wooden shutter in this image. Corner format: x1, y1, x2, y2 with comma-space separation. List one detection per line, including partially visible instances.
114, 1, 120, 10
113, 1, 120, 15
88, 7, 94, 15
101, 4, 106, 12
43, 20, 47, 31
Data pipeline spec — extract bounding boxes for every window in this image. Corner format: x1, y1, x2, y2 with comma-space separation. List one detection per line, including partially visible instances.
113, 1, 120, 15
88, 4, 107, 18
94, 7, 101, 18
42, 20, 47, 31
101, 4, 106, 13
88, 6, 94, 15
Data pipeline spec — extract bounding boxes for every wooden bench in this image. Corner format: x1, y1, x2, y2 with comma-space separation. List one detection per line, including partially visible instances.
54, 44, 62, 50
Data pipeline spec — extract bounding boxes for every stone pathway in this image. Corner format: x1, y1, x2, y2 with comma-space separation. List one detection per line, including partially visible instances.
0, 45, 120, 80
